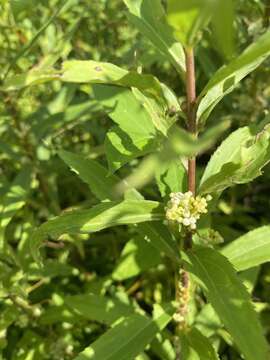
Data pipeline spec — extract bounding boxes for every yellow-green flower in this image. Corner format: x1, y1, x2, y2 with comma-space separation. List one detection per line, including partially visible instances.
166, 192, 212, 231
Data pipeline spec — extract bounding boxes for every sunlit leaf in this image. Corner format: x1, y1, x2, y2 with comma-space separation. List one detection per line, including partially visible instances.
155, 159, 187, 199
197, 30, 270, 126
199, 124, 270, 194
31, 200, 163, 263
222, 226, 270, 271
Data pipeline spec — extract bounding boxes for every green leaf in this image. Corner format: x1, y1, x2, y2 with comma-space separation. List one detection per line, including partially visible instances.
93, 85, 160, 172
94, 84, 157, 137
31, 200, 163, 263
10, 0, 35, 18
136, 222, 180, 264
151, 333, 175, 360
59, 150, 119, 201
167, 0, 211, 46
4, 60, 168, 106
59, 150, 141, 201
221, 226, 270, 271
181, 327, 219, 360
197, 30, 270, 126
112, 236, 161, 280
105, 126, 158, 173
211, 0, 235, 60
123, 0, 185, 74
168, 120, 231, 158
61, 60, 165, 101
132, 87, 176, 136
155, 159, 187, 199
184, 247, 268, 360
65, 294, 135, 325
3, 68, 59, 91
199, 124, 270, 194
73, 304, 174, 360
195, 304, 221, 338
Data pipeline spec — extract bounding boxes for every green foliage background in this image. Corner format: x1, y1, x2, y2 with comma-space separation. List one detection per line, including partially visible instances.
0, 0, 270, 359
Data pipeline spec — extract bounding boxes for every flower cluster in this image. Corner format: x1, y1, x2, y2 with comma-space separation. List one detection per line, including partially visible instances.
166, 191, 212, 230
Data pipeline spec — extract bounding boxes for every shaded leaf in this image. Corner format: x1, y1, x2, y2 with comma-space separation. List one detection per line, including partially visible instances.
59, 150, 119, 201
181, 327, 219, 360
74, 304, 174, 360
167, 0, 211, 46
123, 0, 186, 74
105, 126, 158, 173
0, 166, 32, 248
65, 294, 135, 325
112, 236, 161, 280
211, 0, 235, 60
137, 222, 180, 263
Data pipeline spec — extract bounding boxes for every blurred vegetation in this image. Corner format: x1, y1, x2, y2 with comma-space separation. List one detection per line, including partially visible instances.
0, 0, 270, 359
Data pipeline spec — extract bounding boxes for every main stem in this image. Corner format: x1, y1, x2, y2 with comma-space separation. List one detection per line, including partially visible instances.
174, 48, 197, 356
185, 47, 197, 196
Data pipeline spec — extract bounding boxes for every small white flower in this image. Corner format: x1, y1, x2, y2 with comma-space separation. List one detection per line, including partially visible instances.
166, 191, 211, 231
183, 218, 191, 226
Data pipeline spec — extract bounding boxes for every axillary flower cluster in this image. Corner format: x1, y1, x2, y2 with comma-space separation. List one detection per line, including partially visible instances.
166, 191, 212, 231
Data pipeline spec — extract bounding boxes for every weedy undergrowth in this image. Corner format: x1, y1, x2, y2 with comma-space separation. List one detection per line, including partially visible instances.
2, 0, 270, 359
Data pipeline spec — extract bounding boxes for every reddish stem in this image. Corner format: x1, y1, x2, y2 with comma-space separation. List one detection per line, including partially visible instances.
185, 47, 197, 195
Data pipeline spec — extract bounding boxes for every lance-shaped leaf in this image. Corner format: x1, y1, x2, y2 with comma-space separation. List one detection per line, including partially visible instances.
123, 0, 185, 74
197, 30, 270, 126
222, 226, 270, 271
4, 60, 174, 110
181, 327, 220, 360
199, 124, 270, 194
31, 200, 163, 263
61, 60, 165, 101
58, 150, 178, 265
74, 304, 174, 360
3, 68, 60, 91
65, 294, 135, 325
183, 247, 269, 360
59, 150, 119, 201
59, 150, 142, 201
